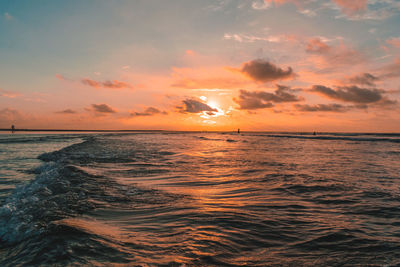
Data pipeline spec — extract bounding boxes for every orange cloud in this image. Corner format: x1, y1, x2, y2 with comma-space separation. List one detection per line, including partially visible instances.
379, 59, 400, 79
0, 88, 22, 98
171, 66, 251, 89
55, 74, 66, 80
81, 78, 133, 89
172, 77, 248, 89
305, 38, 365, 68
332, 0, 367, 15
306, 38, 331, 53
386, 37, 400, 49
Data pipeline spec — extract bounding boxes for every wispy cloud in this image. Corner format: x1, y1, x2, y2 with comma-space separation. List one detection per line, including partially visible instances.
224, 33, 288, 43
172, 77, 248, 89
55, 109, 77, 114
251, 0, 271, 10
378, 59, 400, 79
305, 37, 365, 67
81, 78, 133, 89
386, 37, 400, 49
0, 88, 22, 98
343, 73, 380, 87
4, 12, 13, 20
332, 0, 367, 15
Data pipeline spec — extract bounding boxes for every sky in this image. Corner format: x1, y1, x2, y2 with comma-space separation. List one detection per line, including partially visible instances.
1, 0, 400, 132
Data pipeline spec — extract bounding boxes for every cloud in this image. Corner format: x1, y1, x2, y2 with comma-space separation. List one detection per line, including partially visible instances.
0, 88, 22, 98
306, 38, 331, 53
0, 108, 24, 126
310, 85, 383, 104
238, 59, 295, 83
223, 33, 290, 43
90, 104, 117, 114
332, 0, 367, 15
171, 77, 248, 89
345, 73, 379, 86
4, 12, 13, 20
102, 80, 132, 89
131, 107, 168, 116
379, 59, 400, 79
82, 78, 101, 88
305, 38, 365, 66
251, 0, 396, 20
295, 103, 349, 112
234, 85, 301, 110
81, 78, 133, 89
55, 109, 77, 114
55, 74, 66, 80
251, 0, 271, 10
176, 99, 218, 114
328, 0, 398, 20
386, 37, 400, 49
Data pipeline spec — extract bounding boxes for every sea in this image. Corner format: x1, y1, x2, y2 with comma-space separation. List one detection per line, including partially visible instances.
1, 131, 400, 266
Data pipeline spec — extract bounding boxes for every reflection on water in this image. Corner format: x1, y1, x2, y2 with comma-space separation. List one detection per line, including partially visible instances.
1, 132, 400, 266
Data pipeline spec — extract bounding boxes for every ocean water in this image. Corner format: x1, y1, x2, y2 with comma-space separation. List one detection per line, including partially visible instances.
1, 132, 400, 266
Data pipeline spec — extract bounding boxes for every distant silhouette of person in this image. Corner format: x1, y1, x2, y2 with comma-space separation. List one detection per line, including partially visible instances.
11, 124, 15, 133
313, 131, 316, 136
237, 128, 240, 134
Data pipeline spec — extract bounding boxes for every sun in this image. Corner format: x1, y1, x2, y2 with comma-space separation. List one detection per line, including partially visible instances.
207, 100, 219, 110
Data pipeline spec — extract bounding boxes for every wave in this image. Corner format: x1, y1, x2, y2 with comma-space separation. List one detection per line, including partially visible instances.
0, 134, 83, 144
0, 136, 183, 266
250, 133, 400, 143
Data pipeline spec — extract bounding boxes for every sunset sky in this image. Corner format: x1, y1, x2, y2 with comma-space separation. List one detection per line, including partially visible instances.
1, 0, 400, 131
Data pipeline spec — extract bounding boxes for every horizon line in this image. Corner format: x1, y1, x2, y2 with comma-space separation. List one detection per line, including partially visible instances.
1, 129, 400, 134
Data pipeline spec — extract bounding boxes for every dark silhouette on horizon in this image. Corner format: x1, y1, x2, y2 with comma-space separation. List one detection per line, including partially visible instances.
11, 125, 15, 133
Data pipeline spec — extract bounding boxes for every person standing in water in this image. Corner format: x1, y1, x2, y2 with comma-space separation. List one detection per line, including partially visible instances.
237, 128, 240, 134
11, 125, 15, 133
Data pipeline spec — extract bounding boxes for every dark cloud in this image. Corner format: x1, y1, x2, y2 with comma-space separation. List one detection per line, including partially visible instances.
81, 78, 133, 89
91, 104, 117, 113
131, 107, 168, 116
311, 85, 382, 103
233, 85, 302, 110
55, 109, 77, 114
239, 59, 295, 83
176, 99, 217, 114
295, 103, 348, 112
346, 73, 379, 86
